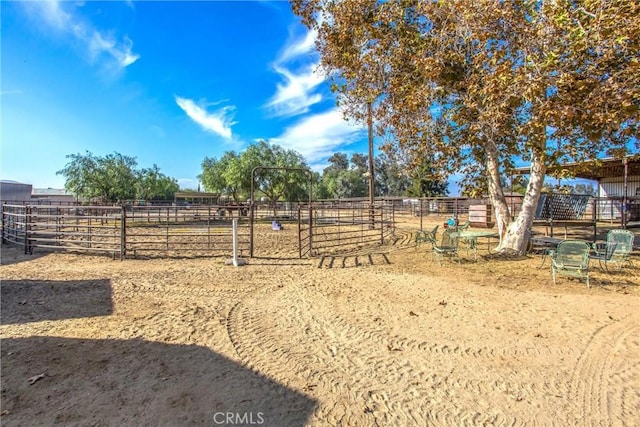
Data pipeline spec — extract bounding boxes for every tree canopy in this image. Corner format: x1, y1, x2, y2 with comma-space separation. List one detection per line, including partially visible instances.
292, 0, 639, 253
199, 141, 310, 203
57, 151, 178, 203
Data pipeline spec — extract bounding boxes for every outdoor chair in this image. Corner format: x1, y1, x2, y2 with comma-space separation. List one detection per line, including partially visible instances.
606, 229, 635, 270
588, 241, 618, 273
415, 225, 439, 249
551, 240, 591, 288
432, 229, 459, 264
454, 221, 471, 232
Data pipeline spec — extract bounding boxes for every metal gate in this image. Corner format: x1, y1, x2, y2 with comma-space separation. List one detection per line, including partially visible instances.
299, 201, 395, 257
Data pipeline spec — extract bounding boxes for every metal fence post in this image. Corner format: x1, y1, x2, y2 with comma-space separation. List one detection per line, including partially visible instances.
24, 206, 31, 254
1, 203, 5, 244
120, 205, 126, 260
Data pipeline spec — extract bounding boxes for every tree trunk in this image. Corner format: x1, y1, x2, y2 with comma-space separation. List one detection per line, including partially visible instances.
485, 137, 547, 255
484, 140, 512, 245
500, 149, 547, 254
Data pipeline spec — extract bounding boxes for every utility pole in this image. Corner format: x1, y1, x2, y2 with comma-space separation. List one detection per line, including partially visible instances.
367, 101, 375, 229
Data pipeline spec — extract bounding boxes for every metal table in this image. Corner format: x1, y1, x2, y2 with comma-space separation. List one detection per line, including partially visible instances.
452, 230, 500, 261
529, 236, 565, 268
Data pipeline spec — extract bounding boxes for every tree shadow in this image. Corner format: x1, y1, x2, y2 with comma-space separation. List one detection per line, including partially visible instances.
0, 336, 317, 426
1, 279, 113, 324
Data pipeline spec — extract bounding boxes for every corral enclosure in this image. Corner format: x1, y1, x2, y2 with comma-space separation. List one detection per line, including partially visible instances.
1, 201, 404, 259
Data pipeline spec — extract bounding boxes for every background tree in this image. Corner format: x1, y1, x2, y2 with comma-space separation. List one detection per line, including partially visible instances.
320, 152, 368, 199
57, 151, 139, 203
58, 152, 178, 204
199, 152, 241, 201
199, 141, 310, 205
136, 164, 179, 201
374, 152, 410, 197
292, 0, 638, 253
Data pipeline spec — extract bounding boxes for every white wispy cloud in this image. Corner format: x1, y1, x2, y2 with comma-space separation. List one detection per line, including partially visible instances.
269, 108, 365, 167
25, 0, 139, 72
266, 63, 325, 118
175, 96, 236, 140
279, 28, 317, 62
265, 28, 325, 118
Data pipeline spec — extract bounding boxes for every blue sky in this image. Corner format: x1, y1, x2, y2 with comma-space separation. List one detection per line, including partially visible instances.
1, 0, 368, 190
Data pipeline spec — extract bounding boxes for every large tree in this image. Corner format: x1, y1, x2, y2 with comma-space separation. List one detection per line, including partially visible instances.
199, 141, 310, 204
199, 151, 241, 200
58, 152, 179, 203
292, 0, 639, 253
136, 164, 179, 201
58, 151, 138, 203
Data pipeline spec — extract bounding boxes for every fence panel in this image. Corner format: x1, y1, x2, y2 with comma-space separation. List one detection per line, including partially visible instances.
26, 206, 123, 257
1, 204, 27, 251
306, 201, 394, 257
125, 205, 249, 257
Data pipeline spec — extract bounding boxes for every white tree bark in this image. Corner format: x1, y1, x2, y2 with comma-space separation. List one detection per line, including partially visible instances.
484, 135, 547, 255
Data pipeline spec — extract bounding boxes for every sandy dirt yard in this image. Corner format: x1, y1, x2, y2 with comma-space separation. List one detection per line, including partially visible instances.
1, 223, 639, 426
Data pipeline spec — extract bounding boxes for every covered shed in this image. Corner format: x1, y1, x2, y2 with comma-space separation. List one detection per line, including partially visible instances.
514, 155, 640, 228
31, 188, 76, 204
0, 180, 33, 202
174, 191, 220, 206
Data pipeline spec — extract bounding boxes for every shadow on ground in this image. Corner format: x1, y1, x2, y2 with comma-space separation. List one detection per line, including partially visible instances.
1, 279, 113, 324
0, 336, 317, 426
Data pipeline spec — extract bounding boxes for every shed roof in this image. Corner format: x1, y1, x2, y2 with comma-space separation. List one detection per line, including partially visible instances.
32, 188, 71, 196
513, 155, 640, 180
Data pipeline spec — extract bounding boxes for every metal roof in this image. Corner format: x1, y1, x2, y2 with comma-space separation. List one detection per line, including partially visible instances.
512, 155, 640, 180
31, 188, 71, 196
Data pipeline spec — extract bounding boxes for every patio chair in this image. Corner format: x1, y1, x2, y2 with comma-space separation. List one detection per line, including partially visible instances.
551, 240, 591, 288
432, 229, 459, 264
588, 241, 618, 273
606, 229, 635, 270
454, 220, 471, 232
416, 225, 439, 249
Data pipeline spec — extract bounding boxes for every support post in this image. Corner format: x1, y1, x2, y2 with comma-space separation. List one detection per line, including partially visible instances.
226, 218, 246, 267
120, 205, 126, 260
623, 157, 629, 229
1, 203, 5, 244
24, 206, 31, 255
367, 101, 375, 230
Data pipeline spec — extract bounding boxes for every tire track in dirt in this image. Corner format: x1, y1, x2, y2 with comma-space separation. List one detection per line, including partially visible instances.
225, 279, 568, 425
570, 315, 640, 426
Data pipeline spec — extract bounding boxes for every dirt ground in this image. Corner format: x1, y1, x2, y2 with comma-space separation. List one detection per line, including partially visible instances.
1, 221, 639, 426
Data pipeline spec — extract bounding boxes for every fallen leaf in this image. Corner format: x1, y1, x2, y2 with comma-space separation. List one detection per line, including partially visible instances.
27, 373, 45, 385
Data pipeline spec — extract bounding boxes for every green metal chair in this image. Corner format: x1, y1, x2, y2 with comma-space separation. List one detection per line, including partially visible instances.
588, 241, 618, 272
551, 240, 591, 288
432, 229, 459, 264
606, 229, 635, 270
415, 225, 439, 249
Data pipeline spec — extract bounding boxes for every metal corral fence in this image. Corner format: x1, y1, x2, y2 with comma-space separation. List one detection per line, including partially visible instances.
1, 204, 249, 259
297, 201, 395, 257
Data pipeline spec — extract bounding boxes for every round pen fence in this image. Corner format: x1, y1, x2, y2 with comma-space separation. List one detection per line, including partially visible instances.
1, 204, 249, 259
125, 205, 249, 258
298, 201, 396, 258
